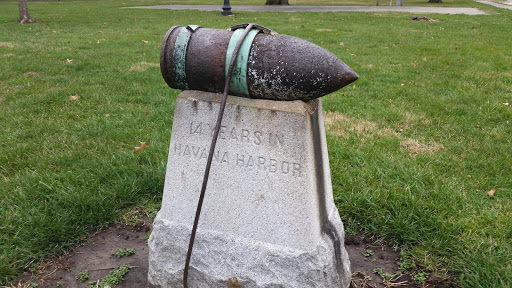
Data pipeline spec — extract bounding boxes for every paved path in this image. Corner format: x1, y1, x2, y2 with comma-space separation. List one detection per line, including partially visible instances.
128, 4, 486, 15
477, 0, 512, 9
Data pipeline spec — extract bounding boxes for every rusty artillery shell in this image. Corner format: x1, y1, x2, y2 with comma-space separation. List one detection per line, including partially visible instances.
160, 24, 358, 101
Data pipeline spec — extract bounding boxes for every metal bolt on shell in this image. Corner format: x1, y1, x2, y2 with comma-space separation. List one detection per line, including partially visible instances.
160, 23, 358, 101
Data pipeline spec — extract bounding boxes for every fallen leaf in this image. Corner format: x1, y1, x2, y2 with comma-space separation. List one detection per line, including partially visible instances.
339, 42, 345, 46
98, 31, 103, 33
401, 83, 405, 86
503, 102, 510, 106
66, 58, 73, 63
412, 61, 418, 67
97, 38, 105, 44
49, 165, 60, 170
488, 189, 495, 197
133, 141, 149, 152
142, 40, 148, 44
105, 113, 110, 117
52, 30, 57, 33
70, 94, 80, 100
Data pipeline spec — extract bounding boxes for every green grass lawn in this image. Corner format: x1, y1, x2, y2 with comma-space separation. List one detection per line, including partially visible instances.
1, 0, 511, 287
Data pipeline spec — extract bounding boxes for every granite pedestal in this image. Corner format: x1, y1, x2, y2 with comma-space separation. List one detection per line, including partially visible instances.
148, 90, 350, 288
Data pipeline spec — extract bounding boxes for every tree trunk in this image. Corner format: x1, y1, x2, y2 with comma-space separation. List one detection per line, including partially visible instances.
18, 0, 35, 24
428, 0, 442, 3
265, 0, 290, 5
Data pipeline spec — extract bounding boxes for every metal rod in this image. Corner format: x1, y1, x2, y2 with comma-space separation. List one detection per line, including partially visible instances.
183, 23, 256, 288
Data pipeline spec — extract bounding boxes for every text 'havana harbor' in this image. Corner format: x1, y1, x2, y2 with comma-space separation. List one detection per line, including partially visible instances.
173, 143, 302, 178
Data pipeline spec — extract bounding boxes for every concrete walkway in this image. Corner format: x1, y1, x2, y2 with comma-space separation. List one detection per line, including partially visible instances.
128, 4, 486, 15
477, 0, 512, 9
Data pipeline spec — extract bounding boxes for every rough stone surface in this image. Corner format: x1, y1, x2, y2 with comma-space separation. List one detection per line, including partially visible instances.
148, 90, 350, 288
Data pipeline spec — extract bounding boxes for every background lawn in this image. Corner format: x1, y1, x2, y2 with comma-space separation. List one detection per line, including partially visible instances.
1, 0, 511, 287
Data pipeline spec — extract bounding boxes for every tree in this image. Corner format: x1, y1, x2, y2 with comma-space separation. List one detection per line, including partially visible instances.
18, 0, 35, 24
265, 0, 289, 5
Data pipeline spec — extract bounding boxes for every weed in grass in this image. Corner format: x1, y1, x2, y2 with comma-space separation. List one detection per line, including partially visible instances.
146, 203, 160, 218
86, 265, 132, 288
364, 249, 374, 257
373, 268, 394, 281
120, 204, 160, 226
413, 272, 429, 283
115, 248, 135, 258
145, 231, 152, 240
398, 251, 415, 273
75, 270, 89, 283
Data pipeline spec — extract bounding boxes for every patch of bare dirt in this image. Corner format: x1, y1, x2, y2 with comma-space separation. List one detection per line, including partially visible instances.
3, 85, 23, 94
0, 42, 15, 49
400, 138, 444, 156
17, 218, 152, 288
346, 235, 400, 288
323, 111, 398, 138
15, 219, 453, 288
128, 62, 159, 72
396, 112, 431, 131
24, 72, 38, 78
347, 235, 455, 288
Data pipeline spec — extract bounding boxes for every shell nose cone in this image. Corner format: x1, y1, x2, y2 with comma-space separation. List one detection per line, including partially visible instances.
247, 34, 359, 100
308, 51, 359, 99
334, 59, 359, 89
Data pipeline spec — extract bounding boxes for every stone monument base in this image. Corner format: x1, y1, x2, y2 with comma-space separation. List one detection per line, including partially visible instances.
149, 207, 347, 288
148, 91, 350, 288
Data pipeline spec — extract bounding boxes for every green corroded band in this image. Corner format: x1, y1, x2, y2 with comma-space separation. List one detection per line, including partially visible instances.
225, 29, 260, 98
173, 27, 192, 90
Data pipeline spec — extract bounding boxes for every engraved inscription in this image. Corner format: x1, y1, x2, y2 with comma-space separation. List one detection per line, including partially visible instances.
174, 143, 302, 177
189, 121, 285, 147
235, 153, 301, 177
